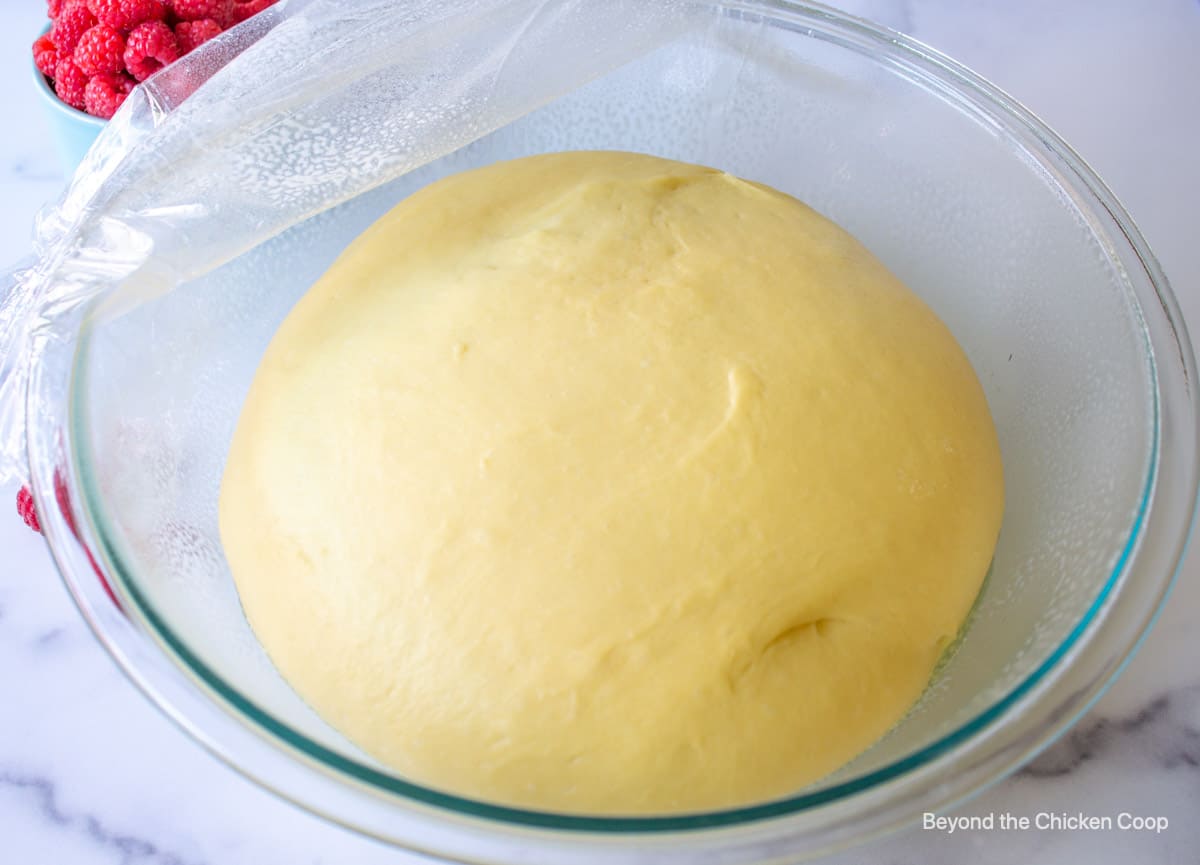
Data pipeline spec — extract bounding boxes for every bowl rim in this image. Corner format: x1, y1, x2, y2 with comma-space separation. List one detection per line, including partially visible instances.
29, 0, 1200, 860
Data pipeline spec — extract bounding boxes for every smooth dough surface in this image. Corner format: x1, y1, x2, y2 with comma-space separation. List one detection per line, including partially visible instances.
220, 151, 1004, 814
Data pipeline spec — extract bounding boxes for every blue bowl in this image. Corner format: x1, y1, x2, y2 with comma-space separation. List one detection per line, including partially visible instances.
32, 26, 105, 176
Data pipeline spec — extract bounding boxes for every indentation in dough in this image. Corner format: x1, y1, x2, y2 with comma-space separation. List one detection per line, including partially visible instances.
763, 616, 843, 650
676, 362, 764, 469
726, 616, 846, 691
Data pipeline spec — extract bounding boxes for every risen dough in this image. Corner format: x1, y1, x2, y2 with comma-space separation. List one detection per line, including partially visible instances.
220, 151, 1004, 814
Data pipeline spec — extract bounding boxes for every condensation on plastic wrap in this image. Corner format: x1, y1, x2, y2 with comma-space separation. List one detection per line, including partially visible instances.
0, 0, 692, 485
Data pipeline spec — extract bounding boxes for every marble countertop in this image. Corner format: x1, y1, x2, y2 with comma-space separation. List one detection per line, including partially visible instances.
2, 1, 1198, 863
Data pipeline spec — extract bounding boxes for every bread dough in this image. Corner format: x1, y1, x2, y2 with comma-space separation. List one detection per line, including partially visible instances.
220, 151, 1004, 814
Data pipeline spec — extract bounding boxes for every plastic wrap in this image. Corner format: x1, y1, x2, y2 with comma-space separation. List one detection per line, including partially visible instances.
0, 0, 691, 484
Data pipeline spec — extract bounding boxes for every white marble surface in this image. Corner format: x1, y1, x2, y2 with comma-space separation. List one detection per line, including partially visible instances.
2, 1, 1199, 863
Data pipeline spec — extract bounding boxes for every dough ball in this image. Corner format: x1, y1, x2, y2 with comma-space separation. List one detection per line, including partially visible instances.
220, 151, 1004, 814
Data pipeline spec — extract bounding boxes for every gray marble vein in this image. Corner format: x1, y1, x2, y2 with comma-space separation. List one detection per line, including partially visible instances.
33, 626, 67, 649
0, 770, 206, 865
1021, 687, 1200, 779
6, 156, 61, 185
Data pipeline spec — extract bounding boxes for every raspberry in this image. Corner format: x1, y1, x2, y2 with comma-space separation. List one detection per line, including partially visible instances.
87, 0, 166, 30
73, 24, 127, 76
16, 476, 120, 609
174, 18, 222, 54
84, 71, 135, 118
54, 57, 89, 109
32, 34, 60, 78
51, 2, 97, 56
16, 486, 41, 533
48, 0, 65, 17
231, 0, 274, 24
170, 0, 232, 26
123, 20, 178, 80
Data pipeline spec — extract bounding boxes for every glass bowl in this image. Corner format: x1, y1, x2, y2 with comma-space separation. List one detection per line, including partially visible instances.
26, 1, 1199, 862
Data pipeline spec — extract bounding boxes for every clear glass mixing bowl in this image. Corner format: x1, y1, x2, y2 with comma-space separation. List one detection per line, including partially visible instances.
26, 1, 1199, 862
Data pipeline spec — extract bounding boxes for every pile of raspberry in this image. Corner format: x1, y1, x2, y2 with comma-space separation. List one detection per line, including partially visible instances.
34, 0, 278, 120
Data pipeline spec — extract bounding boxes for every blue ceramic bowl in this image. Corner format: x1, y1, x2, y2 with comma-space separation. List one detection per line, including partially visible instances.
32, 26, 105, 176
